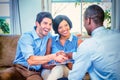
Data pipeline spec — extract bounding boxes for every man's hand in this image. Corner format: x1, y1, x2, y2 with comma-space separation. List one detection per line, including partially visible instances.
54, 51, 68, 63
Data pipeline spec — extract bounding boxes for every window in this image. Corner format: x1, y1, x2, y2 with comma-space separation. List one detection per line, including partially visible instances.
51, 0, 111, 36
0, 0, 22, 35
0, 0, 10, 34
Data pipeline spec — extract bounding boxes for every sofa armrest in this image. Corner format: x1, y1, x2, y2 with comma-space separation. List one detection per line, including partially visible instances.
0, 35, 20, 67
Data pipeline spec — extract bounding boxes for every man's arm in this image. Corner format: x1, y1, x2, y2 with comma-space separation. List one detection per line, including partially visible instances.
27, 53, 68, 65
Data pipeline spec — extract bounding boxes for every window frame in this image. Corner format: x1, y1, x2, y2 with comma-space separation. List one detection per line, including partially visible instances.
0, 0, 12, 34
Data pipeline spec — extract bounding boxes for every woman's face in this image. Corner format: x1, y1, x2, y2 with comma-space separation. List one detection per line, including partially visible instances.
58, 20, 70, 37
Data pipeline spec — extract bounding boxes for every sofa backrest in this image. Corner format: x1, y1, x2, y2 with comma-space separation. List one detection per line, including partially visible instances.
0, 35, 20, 67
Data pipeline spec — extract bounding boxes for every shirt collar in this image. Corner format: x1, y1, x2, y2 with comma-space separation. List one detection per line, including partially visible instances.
32, 26, 40, 40
91, 26, 105, 37
55, 34, 73, 42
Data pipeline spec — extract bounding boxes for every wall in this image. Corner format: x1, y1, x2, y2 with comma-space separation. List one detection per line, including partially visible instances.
19, 0, 42, 34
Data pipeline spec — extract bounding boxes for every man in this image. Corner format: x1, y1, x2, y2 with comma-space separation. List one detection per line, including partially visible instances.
68, 5, 120, 80
0, 12, 68, 80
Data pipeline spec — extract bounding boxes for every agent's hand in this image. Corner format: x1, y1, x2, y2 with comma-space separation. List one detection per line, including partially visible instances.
66, 63, 73, 70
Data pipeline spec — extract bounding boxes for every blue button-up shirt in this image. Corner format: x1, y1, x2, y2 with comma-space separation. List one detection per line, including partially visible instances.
68, 27, 120, 80
51, 34, 78, 54
13, 27, 51, 70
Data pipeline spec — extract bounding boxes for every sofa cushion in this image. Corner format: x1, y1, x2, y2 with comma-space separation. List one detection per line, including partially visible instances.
0, 35, 20, 67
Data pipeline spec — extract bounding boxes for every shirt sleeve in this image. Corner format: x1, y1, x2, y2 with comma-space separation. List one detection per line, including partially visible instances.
68, 39, 95, 80
18, 34, 34, 60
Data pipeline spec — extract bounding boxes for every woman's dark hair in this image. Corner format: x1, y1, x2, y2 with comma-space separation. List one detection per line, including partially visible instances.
36, 12, 53, 24
84, 5, 104, 25
53, 15, 72, 34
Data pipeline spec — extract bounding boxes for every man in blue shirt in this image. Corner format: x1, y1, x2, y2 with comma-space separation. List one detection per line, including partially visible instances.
0, 12, 68, 80
68, 5, 120, 80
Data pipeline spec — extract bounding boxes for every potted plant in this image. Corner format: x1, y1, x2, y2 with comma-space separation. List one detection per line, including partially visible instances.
0, 19, 10, 34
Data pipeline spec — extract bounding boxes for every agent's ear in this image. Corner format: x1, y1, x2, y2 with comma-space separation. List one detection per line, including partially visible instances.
87, 17, 91, 25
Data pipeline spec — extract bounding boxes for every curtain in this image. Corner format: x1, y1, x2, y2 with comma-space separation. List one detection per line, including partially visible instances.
10, 0, 22, 35
41, 0, 52, 12
111, 0, 120, 32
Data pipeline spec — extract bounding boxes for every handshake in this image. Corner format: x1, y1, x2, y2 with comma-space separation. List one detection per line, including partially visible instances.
42, 51, 74, 70
51, 51, 74, 65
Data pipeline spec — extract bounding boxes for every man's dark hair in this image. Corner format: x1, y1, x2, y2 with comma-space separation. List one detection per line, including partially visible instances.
84, 5, 105, 25
53, 15, 72, 34
36, 12, 53, 23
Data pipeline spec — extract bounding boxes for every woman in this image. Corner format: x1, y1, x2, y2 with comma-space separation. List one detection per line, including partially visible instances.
41, 15, 83, 80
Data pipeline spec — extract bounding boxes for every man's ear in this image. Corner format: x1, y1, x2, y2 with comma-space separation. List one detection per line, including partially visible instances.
87, 18, 91, 25
36, 21, 40, 26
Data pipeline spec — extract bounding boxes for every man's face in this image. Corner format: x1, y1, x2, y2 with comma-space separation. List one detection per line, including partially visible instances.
36, 18, 52, 37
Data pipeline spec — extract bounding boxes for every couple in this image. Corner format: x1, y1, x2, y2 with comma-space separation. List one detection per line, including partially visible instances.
1, 5, 120, 80
0, 7, 82, 80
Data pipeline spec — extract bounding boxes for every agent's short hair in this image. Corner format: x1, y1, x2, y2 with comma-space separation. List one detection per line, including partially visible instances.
36, 12, 53, 24
84, 5, 104, 25
53, 15, 72, 34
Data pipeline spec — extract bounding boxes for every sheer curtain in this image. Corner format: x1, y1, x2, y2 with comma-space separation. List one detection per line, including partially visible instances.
10, 0, 22, 35
41, 0, 52, 12
111, 0, 120, 32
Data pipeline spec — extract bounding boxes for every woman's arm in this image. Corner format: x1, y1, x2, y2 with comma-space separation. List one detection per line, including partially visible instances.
42, 38, 55, 69
46, 38, 52, 55
66, 38, 83, 70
